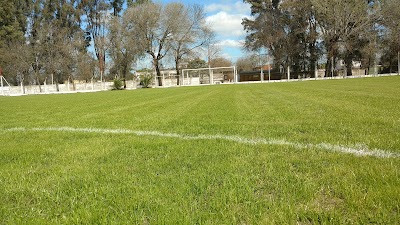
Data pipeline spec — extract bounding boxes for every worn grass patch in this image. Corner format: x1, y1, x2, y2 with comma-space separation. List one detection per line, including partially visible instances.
0, 76, 399, 224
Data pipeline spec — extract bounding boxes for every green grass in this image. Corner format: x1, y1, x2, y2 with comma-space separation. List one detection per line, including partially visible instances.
0, 76, 399, 224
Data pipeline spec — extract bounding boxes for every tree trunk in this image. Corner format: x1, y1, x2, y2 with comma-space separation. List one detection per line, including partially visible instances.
122, 63, 127, 89
175, 60, 180, 86
310, 44, 316, 78
345, 54, 353, 76
325, 58, 331, 78
35, 73, 42, 93
154, 59, 162, 86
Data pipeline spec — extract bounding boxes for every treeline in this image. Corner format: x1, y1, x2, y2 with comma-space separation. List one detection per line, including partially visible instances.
0, 0, 212, 89
242, 0, 400, 77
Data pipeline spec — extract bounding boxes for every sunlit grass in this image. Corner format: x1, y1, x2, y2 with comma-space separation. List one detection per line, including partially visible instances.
0, 76, 399, 224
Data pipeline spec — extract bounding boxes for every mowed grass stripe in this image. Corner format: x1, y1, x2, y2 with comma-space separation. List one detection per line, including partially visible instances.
4, 126, 399, 158
1, 76, 400, 224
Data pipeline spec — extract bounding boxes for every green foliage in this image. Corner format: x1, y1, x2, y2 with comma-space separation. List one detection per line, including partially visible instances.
187, 57, 207, 69
112, 78, 123, 90
0, 0, 28, 48
140, 73, 153, 88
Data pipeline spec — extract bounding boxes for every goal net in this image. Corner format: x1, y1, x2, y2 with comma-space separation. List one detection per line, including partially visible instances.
181, 66, 238, 86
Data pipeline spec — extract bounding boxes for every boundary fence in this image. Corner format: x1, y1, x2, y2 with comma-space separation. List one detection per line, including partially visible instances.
1, 73, 398, 96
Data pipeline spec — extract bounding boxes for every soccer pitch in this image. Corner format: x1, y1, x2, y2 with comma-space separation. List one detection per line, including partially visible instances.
1, 77, 399, 224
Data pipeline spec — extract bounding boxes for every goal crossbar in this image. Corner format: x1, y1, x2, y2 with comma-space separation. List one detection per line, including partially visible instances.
181, 66, 238, 86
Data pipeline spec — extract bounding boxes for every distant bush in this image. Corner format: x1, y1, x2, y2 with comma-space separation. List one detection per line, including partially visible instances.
112, 78, 123, 90
140, 73, 153, 88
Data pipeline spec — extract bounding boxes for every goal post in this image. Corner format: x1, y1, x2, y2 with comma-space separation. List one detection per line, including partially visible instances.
181, 66, 238, 86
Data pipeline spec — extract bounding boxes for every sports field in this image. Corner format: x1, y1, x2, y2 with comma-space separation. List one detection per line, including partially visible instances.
1, 76, 399, 224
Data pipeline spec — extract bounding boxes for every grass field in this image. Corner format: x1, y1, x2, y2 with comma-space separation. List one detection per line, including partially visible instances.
1, 76, 399, 224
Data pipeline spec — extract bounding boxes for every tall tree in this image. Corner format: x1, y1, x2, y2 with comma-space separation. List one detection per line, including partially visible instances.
0, 0, 30, 77
381, 0, 400, 74
127, 0, 151, 7
236, 54, 259, 72
243, 0, 319, 78
108, 9, 143, 88
78, 0, 110, 82
23, 0, 84, 91
170, 3, 211, 85
110, 0, 125, 16
126, 2, 185, 86
312, 0, 378, 76
0, 0, 28, 48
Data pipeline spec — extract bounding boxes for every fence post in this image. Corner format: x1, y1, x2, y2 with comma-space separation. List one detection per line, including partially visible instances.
397, 51, 400, 75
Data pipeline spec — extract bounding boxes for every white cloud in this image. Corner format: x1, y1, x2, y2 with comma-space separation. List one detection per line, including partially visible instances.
204, 1, 252, 57
206, 11, 248, 37
205, 1, 251, 15
217, 39, 245, 48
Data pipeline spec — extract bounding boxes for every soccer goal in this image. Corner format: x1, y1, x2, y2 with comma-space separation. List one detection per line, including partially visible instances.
181, 66, 238, 86
0, 75, 12, 96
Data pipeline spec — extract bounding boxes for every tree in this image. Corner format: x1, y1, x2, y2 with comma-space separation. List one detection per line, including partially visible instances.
1, 40, 32, 88
312, 0, 378, 76
110, 0, 125, 16
0, 0, 28, 48
0, 0, 29, 75
78, 0, 110, 83
210, 57, 232, 68
108, 10, 143, 88
381, 0, 400, 74
25, 0, 84, 91
76, 52, 96, 82
127, 0, 151, 7
204, 34, 222, 68
126, 2, 185, 86
170, 3, 211, 85
243, 0, 318, 78
236, 54, 259, 72
187, 58, 207, 69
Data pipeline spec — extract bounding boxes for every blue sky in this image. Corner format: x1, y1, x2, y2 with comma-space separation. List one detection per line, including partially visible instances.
124, 0, 252, 69
162, 0, 252, 63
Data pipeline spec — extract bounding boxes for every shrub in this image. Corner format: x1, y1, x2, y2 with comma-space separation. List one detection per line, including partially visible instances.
112, 78, 123, 90
140, 73, 153, 88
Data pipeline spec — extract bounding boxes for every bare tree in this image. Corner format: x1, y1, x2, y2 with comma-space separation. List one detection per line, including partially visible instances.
170, 3, 212, 85
127, 2, 208, 86
204, 34, 222, 68
236, 54, 259, 72
2, 41, 32, 89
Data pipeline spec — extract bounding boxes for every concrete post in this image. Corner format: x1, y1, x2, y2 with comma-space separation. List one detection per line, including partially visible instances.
315, 64, 318, 80
162, 72, 165, 87
268, 55, 271, 82
210, 70, 214, 85
261, 67, 264, 82
397, 51, 400, 75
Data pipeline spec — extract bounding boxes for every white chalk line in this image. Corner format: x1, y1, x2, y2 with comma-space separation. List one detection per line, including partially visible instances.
3, 127, 400, 159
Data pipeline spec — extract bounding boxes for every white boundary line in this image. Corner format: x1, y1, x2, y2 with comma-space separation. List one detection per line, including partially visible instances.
4, 127, 400, 159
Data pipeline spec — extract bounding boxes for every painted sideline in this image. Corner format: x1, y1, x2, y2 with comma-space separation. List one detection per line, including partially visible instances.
4, 127, 400, 159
